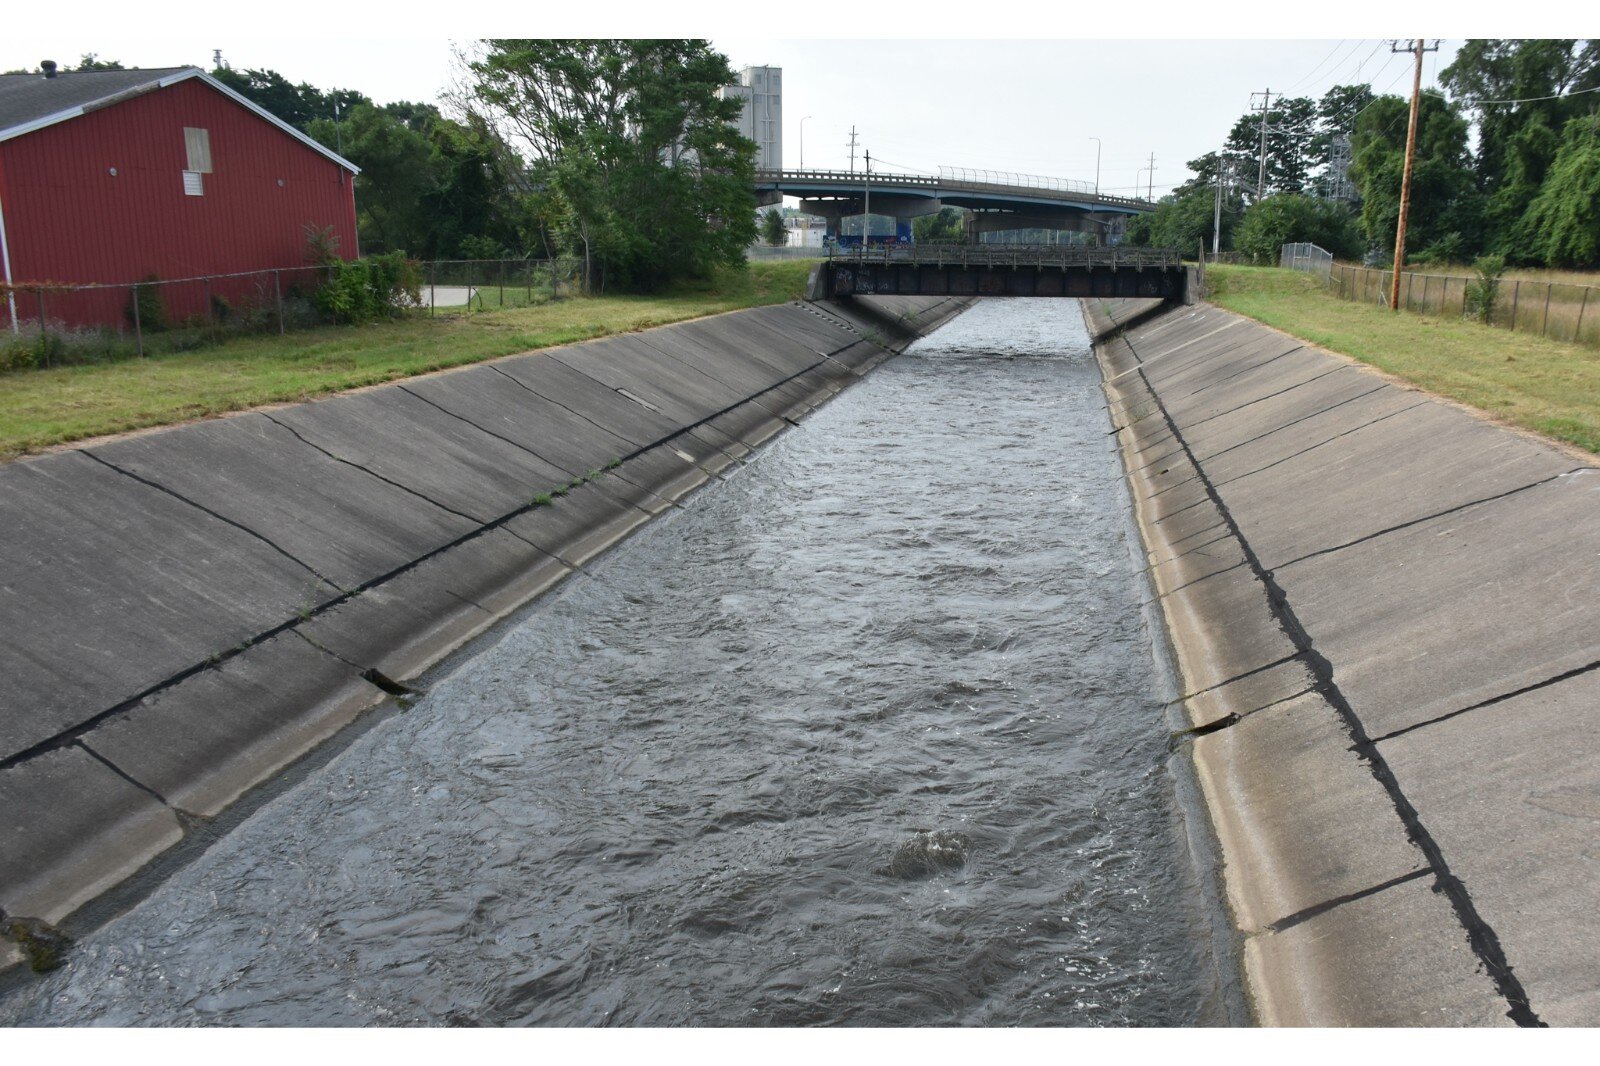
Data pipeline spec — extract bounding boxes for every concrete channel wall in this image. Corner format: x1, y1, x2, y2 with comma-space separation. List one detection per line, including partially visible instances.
1086, 297, 1600, 1027
0, 294, 971, 967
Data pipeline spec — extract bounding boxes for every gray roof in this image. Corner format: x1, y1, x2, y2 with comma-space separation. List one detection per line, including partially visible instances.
0, 67, 193, 135
0, 66, 357, 172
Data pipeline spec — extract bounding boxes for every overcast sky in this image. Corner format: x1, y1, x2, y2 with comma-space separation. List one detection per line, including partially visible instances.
6, 6, 1585, 195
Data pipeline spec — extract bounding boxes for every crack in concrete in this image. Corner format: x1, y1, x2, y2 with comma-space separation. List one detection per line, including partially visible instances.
1208, 398, 1431, 490
80, 450, 342, 592
76, 739, 171, 807
1273, 469, 1586, 571
1365, 658, 1600, 747
1265, 867, 1434, 934
1191, 383, 1397, 467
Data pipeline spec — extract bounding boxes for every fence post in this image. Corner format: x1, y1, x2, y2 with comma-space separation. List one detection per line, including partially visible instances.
1578, 287, 1591, 345
35, 289, 49, 368
551, 258, 558, 302
131, 281, 144, 357
273, 270, 285, 334
428, 261, 435, 318
1541, 283, 1552, 338
1509, 280, 1520, 331
525, 261, 532, 305
499, 260, 505, 309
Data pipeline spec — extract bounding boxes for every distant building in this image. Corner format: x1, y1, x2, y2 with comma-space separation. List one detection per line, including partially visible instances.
720, 65, 782, 172
0, 64, 359, 329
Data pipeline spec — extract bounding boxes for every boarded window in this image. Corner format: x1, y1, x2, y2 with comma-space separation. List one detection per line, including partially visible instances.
183, 170, 204, 196
184, 127, 212, 173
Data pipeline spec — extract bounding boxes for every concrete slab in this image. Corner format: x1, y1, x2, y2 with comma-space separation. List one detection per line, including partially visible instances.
1194, 384, 1418, 481
503, 483, 654, 569
402, 365, 641, 479
649, 316, 818, 382
80, 632, 378, 818
1378, 667, 1600, 1026
707, 398, 792, 449
744, 303, 859, 355
1245, 873, 1514, 1026
550, 336, 736, 427
1282, 470, 1600, 738
91, 413, 477, 591
270, 386, 575, 523
1164, 357, 1356, 435
1159, 563, 1300, 695
1220, 400, 1576, 570
827, 340, 884, 373
1151, 525, 1248, 593
1141, 332, 1304, 404
608, 447, 712, 505
299, 527, 570, 683
491, 352, 687, 445
1192, 693, 1427, 933
0, 451, 337, 761
1182, 657, 1318, 730
0, 745, 183, 924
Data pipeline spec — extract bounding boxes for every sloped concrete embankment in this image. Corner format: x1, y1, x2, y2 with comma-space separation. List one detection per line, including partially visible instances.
1085, 298, 1600, 1027
0, 295, 970, 967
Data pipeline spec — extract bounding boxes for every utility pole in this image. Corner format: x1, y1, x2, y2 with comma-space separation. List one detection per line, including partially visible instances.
1250, 89, 1275, 200
847, 126, 859, 174
1089, 136, 1102, 197
1212, 155, 1227, 258
1389, 39, 1440, 310
1145, 152, 1157, 201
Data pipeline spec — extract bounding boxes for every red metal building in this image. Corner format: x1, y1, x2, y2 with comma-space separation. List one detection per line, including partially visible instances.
0, 65, 360, 329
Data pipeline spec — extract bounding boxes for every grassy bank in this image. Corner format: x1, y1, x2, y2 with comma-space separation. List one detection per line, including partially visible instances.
0, 259, 813, 461
1207, 265, 1600, 455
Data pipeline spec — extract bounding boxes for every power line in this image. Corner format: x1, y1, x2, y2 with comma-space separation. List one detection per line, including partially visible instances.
1454, 84, 1600, 108
1282, 39, 1353, 94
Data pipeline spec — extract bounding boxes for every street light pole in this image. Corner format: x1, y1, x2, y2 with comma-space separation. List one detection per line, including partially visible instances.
1089, 136, 1101, 197
800, 115, 812, 170
864, 149, 871, 246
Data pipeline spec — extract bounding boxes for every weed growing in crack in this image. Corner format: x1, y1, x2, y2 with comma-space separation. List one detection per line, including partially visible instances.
532, 492, 553, 506
606, 457, 623, 470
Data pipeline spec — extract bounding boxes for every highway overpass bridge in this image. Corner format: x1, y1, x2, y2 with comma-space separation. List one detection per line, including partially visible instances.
810, 244, 1191, 301
756, 166, 1155, 240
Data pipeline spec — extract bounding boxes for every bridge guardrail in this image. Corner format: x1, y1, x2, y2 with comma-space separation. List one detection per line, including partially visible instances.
755, 169, 1152, 212
825, 244, 1183, 270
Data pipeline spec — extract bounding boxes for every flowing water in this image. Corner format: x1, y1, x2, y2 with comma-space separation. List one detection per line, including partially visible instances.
1, 298, 1227, 1027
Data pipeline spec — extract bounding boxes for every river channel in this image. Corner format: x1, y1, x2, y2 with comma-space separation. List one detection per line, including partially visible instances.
2, 298, 1227, 1026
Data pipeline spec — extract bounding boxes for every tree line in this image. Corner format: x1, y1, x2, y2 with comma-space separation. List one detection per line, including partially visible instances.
1126, 40, 1600, 269
10, 43, 760, 292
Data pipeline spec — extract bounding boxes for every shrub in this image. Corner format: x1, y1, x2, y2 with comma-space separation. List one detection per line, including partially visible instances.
1235, 194, 1364, 265
312, 253, 424, 324
128, 276, 168, 332
1463, 253, 1506, 323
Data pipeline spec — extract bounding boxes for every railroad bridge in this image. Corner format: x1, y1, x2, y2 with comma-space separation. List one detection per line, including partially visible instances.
756, 166, 1154, 241
811, 245, 1191, 301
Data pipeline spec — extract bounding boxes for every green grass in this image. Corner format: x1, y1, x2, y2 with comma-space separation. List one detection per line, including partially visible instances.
0, 260, 814, 461
1206, 265, 1600, 455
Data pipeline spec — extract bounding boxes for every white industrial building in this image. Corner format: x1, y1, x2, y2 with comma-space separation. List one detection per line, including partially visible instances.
720, 65, 782, 172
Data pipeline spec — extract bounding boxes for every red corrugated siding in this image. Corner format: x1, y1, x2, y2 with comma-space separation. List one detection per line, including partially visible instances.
1, 75, 357, 326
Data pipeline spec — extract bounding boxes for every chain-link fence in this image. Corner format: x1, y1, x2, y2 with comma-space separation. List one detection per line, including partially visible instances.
1, 258, 584, 372
1281, 242, 1334, 278
1327, 263, 1600, 349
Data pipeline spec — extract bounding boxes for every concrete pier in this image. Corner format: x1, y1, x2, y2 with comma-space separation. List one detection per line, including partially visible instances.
1086, 297, 1600, 1027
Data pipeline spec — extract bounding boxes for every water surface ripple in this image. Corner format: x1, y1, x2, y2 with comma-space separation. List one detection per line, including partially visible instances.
3, 298, 1220, 1026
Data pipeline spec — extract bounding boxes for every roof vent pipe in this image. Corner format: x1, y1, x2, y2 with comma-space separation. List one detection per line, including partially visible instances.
41, 60, 58, 78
